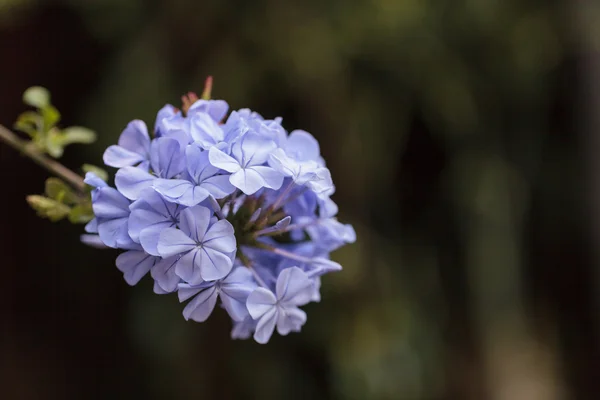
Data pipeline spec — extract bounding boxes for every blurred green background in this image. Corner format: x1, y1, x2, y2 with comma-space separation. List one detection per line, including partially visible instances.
1, 0, 599, 399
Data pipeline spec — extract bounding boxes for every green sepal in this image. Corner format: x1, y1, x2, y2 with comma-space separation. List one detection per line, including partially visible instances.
26, 195, 70, 222
46, 126, 97, 158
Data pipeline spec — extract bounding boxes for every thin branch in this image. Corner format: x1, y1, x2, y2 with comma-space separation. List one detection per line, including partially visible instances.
0, 124, 86, 192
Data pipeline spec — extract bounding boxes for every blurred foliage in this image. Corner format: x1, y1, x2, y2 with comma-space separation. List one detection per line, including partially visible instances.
0, 0, 594, 399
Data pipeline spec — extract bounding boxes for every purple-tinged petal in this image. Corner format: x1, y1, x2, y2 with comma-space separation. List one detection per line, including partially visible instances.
201, 175, 236, 199
202, 220, 236, 253
246, 287, 277, 319
229, 168, 265, 195
276, 266, 313, 306
248, 166, 284, 190
208, 146, 241, 173
139, 223, 172, 256
178, 205, 211, 242
84, 172, 107, 188
186, 144, 218, 181
231, 317, 256, 340
150, 137, 185, 179
253, 307, 277, 344
115, 166, 155, 200
153, 179, 193, 200
276, 306, 307, 335
116, 250, 156, 285
151, 255, 181, 292
198, 247, 233, 281
157, 228, 196, 257
97, 217, 132, 248
181, 286, 219, 322
80, 234, 107, 249
103, 145, 146, 168
85, 218, 98, 233
175, 249, 203, 284
128, 209, 169, 242
189, 113, 224, 148
118, 120, 150, 155
92, 187, 130, 219
188, 99, 229, 122
285, 129, 320, 162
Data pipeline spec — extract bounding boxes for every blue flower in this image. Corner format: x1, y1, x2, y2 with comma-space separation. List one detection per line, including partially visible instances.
177, 266, 257, 322
103, 120, 151, 169
115, 137, 185, 200
153, 143, 235, 206
128, 188, 182, 256
246, 266, 313, 344
208, 133, 284, 195
85, 172, 134, 249
89, 89, 355, 343
157, 205, 237, 282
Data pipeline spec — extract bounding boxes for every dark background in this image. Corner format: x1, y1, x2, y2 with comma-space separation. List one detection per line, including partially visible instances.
1, 1, 599, 399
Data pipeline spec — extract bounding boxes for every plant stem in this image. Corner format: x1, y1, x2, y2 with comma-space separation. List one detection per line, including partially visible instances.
0, 124, 86, 192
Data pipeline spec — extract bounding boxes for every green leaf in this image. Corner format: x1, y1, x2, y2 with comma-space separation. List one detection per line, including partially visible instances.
68, 203, 94, 224
14, 111, 41, 137
23, 86, 50, 109
82, 164, 109, 182
45, 128, 65, 158
42, 105, 61, 129
61, 126, 97, 145
45, 177, 78, 204
26, 195, 70, 222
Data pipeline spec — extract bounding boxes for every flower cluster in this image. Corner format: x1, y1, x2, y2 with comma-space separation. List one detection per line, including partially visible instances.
83, 94, 355, 344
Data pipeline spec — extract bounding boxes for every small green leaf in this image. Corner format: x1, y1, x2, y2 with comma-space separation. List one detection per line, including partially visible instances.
42, 105, 61, 129
14, 111, 41, 137
26, 195, 70, 222
82, 164, 109, 182
45, 128, 65, 158
61, 126, 97, 145
68, 203, 94, 224
23, 86, 50, 109
45, 177, 78, 205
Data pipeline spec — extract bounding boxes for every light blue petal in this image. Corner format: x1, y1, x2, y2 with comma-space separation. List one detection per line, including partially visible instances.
175, 249, 203, 284
201, 175, 236, 199
186, 144, 219, 182
177, 186, 211, 207
198, 247, 233, 281
153, 179, 193, 201
103, 145, 146, 168
179, 205, 211, 242
139, 223, 172, 256
150, 137, 185, 179
202, 220, 236, 253
229, 168, 265, 195
150, 255, 181, 292
116, 250, 156, 285
84, 172, 107, 188
253, 307, 277, 344
157, 228, 196, 257
248, 166, 284, 191
115, 166, 155, 200
285, 129, 320, 162
97, 217, 132, 248
128, 208, 169, 242
276, 306, 307, 335
92, 187, 130, 219
189, 113, 224, 148
182, 286, 219, 322
208, 146, 241, 173
246, 287, 277, 320
118, 119, 150, 155
276, 266, 313, 306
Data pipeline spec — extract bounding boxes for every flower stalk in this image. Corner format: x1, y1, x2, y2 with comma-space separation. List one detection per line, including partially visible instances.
0, 124, 86, 192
